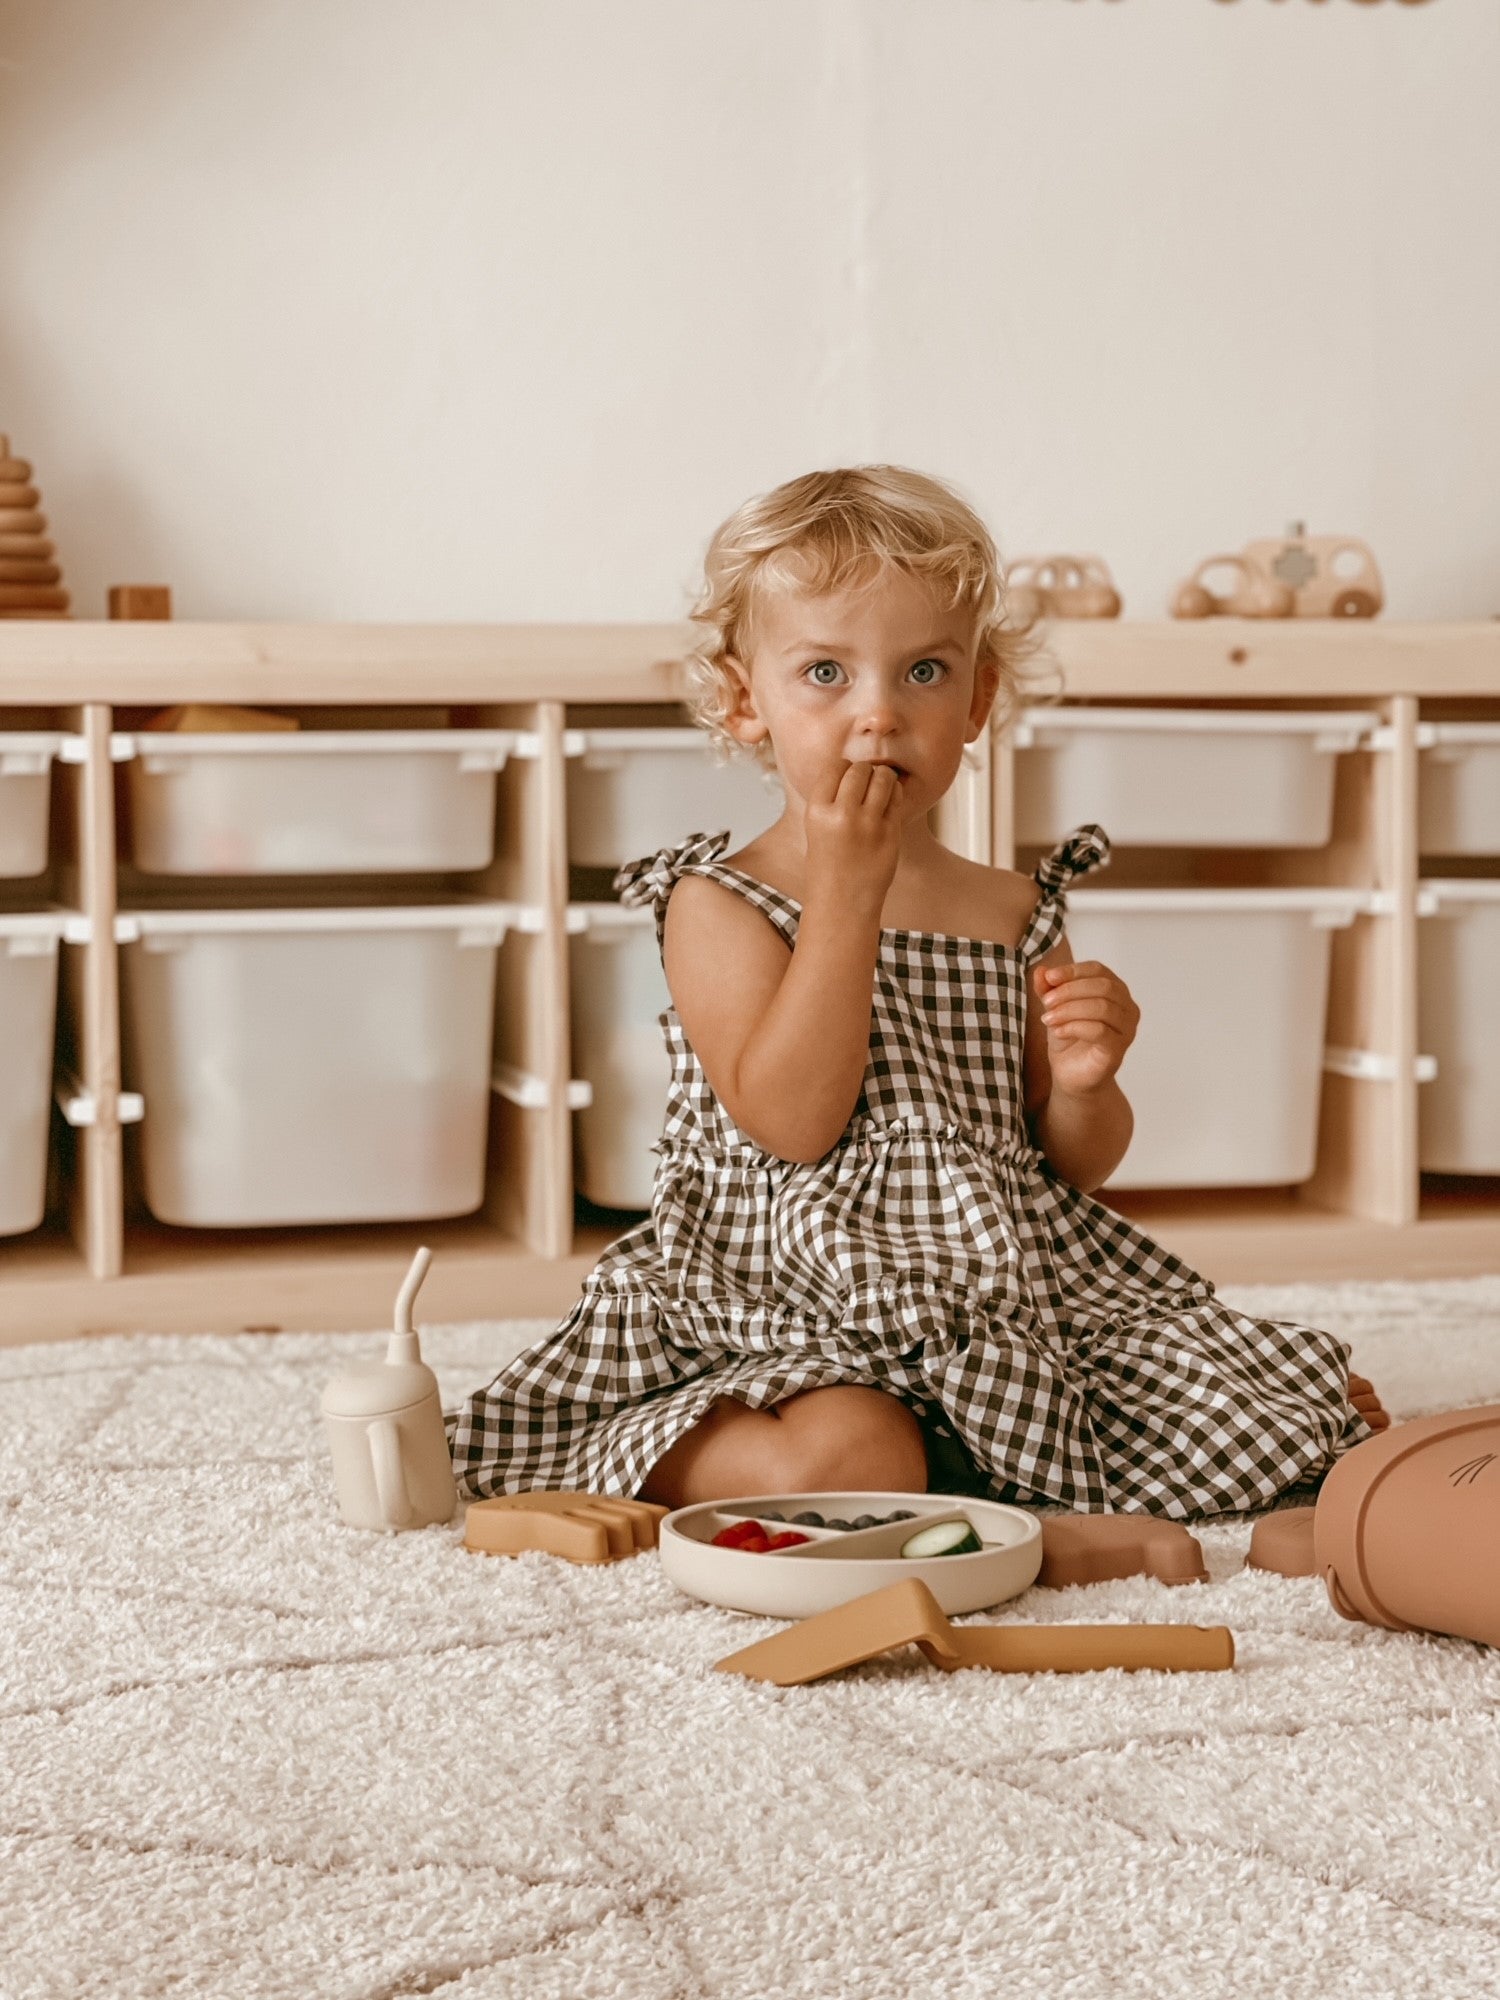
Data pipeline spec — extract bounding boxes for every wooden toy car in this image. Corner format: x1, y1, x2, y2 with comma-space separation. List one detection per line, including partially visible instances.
1005, 554, 1122, 622
1172, 525, 1384, 620
1240, 524, 1384, 618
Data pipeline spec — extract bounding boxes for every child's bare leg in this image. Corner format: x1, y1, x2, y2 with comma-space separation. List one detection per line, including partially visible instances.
1349, 1371, 1390, 1432
637, 1383, 929, 1508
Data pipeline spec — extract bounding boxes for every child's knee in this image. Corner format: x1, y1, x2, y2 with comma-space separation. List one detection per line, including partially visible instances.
775, 1385, 928, 1493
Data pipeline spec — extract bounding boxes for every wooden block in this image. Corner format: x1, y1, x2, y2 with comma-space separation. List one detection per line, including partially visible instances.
0, 484, 40, 510
463, 1489, 669, 1563
0, 535, 53, 559
0, 510, 44, 535
0, 560, 61, 585
108, 584, 172, 621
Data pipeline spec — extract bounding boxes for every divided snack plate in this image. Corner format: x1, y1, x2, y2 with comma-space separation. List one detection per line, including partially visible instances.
659, 1490, 1043, 1617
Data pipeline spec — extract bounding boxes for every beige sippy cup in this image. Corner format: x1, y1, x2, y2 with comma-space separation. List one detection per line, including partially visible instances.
321, 1245, 458, 1532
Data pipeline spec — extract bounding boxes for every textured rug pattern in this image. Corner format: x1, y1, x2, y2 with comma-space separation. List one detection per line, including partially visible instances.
3, 1278, 1500, 1998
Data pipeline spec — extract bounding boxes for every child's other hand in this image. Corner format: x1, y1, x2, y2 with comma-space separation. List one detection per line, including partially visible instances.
1033, 960, 1139, 1098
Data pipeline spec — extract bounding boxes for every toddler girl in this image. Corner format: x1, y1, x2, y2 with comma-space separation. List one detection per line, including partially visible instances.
447, 465, 1388, 1517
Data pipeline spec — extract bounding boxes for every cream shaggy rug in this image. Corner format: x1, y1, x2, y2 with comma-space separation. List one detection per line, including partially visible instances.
4, 1277, 1500, 2000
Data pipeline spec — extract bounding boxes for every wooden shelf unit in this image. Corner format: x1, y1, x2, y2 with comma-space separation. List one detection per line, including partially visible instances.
1, 617, 1497, 1341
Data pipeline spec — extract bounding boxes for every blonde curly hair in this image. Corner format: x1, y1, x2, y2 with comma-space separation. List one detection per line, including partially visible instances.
680, 464, 1055, 779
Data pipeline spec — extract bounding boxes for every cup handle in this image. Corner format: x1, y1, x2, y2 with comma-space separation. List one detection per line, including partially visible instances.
369, 1417, 413, 1529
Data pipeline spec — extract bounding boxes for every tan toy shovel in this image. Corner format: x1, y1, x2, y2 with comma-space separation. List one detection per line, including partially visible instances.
715, 1576, 1235, 1686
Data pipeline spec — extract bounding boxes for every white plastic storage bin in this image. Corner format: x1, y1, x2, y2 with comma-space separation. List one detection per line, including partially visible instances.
0, 733, 69, 877
569, 905, 671, 1208
1418, 724, 1500, 855
1012, 708, 1379, 849
1417, 880, 1500, 1173
1063, 887, 1366, 1189
0, 909, 78, 1235
116, 729, 522, 874
116, 900, 516, 1227
566, 728, 783, 867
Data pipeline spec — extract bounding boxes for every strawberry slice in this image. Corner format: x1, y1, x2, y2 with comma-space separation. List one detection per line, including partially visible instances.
712, 1521, 772, 1549
764, 1531, 812, 1550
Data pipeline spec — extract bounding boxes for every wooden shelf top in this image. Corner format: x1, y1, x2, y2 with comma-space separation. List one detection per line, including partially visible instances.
0, 617, 1497, 703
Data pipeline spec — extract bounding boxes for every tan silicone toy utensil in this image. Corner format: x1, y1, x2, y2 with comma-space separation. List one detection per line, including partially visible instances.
714, 1576, 1235, 1686
464, 1490, 669, 1562
1245, 1506, 1319, 1577
1037, 1513, 1209, 1587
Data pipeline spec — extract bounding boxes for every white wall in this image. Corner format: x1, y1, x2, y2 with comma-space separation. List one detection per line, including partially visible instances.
1, 0, 1495, 623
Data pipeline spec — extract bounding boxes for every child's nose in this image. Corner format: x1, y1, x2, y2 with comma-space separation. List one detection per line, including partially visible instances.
852, 693, 902, 732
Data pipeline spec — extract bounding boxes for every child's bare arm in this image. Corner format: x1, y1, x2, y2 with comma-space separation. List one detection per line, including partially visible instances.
664, 876, 881, 1163
663, 760, 904, 1165
1022, 937, 1136, 1192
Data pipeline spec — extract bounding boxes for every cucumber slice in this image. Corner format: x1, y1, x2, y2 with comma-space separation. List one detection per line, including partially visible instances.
900, 1519, 982, 1559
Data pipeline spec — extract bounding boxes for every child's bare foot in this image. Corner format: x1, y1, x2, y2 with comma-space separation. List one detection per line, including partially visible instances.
1349, 1371, 1391, 1432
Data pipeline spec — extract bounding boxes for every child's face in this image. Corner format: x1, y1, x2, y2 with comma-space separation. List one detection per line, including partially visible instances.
725, 565, 999, 829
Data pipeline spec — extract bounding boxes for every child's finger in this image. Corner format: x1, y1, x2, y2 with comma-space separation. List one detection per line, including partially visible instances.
1041, 977, 1126, 1009
1041, 1000, 1136, 1034
1045, 1018, 1114, 1044
1040, 959, 1110, 986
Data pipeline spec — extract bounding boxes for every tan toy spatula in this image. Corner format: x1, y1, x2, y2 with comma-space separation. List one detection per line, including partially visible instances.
715, 1576, 1235, 1685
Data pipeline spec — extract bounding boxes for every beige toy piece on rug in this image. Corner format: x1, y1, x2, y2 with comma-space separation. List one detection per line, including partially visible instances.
464, 1491, 669, 1562
1035, 1512, 1209, 1586
1247, 1403, 1500, 1649
713, 1576, 1235, 1685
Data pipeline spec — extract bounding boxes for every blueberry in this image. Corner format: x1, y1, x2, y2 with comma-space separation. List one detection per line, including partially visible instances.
887, 1510, 916, 1521
851, 1515, 879, 1529
758, 1510, 785, 1522
791, 1511, 824, 1526
825, 1518, 854, 1532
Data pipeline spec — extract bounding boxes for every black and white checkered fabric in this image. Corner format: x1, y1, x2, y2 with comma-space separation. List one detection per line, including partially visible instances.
446, 823, 1371, 1517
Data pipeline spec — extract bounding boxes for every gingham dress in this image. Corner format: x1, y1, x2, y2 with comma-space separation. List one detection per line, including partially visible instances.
446, 823, 1372, 1518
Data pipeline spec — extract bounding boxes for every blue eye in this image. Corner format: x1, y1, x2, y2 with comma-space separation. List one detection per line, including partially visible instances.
803, 659, 947, 685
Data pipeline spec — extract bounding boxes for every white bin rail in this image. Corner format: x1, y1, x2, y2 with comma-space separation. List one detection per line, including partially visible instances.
1065, 885, 1373, 1190
0, 732, 77, 877
1416, 722, 1500, 856
1011, 706, 1380, 850
0, 906, 87, 1236
113, 728, 528, 876
114, 899, 521, 1228
564, 726, 787, 869
1416, 878, 1500, 1174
